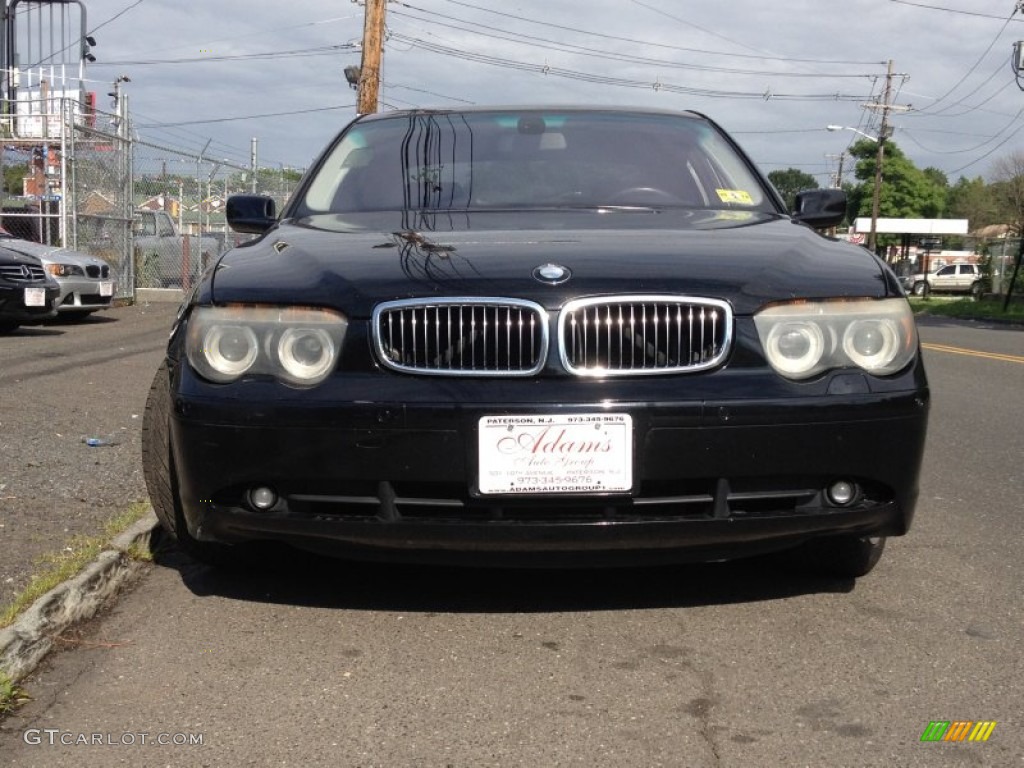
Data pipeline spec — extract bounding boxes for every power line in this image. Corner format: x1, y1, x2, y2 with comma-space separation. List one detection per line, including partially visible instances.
384, 82, 476, 105
131, 118, 253, 167
628, 0, 777, 59
912, 5, 1017, 114
110, 14, 359, 61
391, 6, 878, 78
20, 0, 148, 68
138, 103, 356, 128
390, 33, 871, 101
927, 75, 1015, 118
902, 102, 1024, 155
403, 0, 884, 68
432, 0, 882, 65
888, 0, 1024, 20
732, 128, 832, 135
947, 111, 1024, 174
88, 0, 147, 36
96, 44, 357, 67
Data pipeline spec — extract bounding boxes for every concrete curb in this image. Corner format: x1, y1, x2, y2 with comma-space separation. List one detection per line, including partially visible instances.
0, 511, 160, 683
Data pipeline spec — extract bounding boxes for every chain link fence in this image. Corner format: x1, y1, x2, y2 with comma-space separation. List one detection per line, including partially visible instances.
986, 238, 1024, 297
131, 145, 300, 289
64, 101, 134, 300
2, 96, 303, 300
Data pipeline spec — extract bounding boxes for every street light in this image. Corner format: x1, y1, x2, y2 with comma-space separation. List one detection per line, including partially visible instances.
827, 125, 884, 253
826, 125, 878, 143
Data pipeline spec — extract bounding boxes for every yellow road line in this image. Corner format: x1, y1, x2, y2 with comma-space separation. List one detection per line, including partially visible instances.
922, 342, 1024, 364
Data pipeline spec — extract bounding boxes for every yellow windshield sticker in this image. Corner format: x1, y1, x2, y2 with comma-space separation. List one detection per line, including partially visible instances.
716, 189, 753, 205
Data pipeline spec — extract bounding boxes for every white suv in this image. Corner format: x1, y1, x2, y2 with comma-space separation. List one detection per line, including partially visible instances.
904, 263, 984, 299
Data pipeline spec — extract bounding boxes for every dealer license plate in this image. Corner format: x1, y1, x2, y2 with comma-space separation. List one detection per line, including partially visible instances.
99, 281, 113, 297
24, 287, 46, 307
478, 413, 633, 495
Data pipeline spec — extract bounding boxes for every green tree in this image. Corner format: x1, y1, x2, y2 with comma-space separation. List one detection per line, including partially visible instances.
848, 140, 947, 220
767, 168, 819, 211
989, 151, 1024, 234
948, 175, 1002, 233
2, 162, 28, 195
988, 151, 1024, 300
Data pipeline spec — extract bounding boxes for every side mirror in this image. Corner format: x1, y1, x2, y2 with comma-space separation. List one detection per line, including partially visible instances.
792, 188, 847, 229
226, 195, 277, 234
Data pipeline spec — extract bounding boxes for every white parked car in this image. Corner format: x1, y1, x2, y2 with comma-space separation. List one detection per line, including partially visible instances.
0, 228, 115, 318
902, 263, 984, 299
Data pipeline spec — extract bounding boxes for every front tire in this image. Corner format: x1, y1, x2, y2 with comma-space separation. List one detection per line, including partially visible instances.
141, 361, 240, 567
970, 281, 984, 301
912, 281, 930, 298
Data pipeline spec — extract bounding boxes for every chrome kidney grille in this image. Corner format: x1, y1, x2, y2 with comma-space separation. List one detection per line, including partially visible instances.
558, 296, 732, 376
373, 296, 732, 376
85, 264, 109, 278
373, 298, 549, 376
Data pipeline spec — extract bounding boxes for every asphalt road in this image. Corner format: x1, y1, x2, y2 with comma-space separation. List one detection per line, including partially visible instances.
0, 312, 1022, 767
0, 300, 181, 604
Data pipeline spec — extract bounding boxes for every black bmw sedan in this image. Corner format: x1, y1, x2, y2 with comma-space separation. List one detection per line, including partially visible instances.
143, 107, 929, 578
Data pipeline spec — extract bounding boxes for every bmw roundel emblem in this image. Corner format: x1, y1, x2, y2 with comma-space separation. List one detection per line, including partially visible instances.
533, 263, 571, 285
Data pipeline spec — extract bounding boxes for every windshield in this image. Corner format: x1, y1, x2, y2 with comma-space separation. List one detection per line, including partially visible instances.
296, 110, 773, 215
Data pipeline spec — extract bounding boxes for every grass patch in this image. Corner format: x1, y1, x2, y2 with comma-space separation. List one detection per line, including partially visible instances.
908, 297, 1024, 321
0, 673, 30, 714
0, 502, 151, 630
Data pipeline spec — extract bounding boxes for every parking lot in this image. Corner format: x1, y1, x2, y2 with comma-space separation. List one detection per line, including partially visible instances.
0, 300, 179, 603
0, 310, 1022, 765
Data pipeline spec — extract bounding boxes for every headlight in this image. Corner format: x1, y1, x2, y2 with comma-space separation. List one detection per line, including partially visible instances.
762, 320, 828, 377
45, 263, 83, 277
200, 324, 259, 381
754, 299, 917, 380
842, 319, 902, 371
277, 327, 336, 384
186, 305, 348, 386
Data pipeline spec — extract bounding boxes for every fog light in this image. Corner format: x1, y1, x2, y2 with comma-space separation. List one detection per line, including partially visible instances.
249, 486, 278, 511
827, 480, 857, 506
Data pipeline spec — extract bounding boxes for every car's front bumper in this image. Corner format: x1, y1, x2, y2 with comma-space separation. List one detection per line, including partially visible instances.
0, 283, 59, 323
168, 366, 929, 564
54, 276, 115, 312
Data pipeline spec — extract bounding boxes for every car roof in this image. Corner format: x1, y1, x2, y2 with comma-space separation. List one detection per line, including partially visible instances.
354, 105, 709, 123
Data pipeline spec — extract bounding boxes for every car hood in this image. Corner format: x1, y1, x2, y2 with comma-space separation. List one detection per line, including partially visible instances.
0, 236, 109, 268
208, 210, 895, 316
0, 245, 44, 267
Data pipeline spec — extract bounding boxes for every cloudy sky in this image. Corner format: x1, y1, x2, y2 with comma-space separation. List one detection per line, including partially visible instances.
18, 0, 1024, 184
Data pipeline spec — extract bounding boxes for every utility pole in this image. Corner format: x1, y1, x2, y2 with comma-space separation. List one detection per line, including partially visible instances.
826, 152, 846, 188
863, 60, 911, 257
250, 137, 258, 194
110, 75, 131, 139
357, 0, 387, 114
868, 60, 893, 255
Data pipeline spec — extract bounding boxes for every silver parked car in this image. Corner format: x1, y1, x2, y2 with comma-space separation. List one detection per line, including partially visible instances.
0, 228, 115, 318
901, 263, 984, 299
